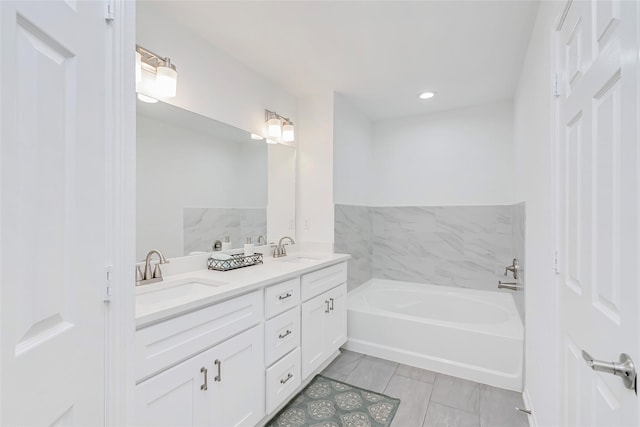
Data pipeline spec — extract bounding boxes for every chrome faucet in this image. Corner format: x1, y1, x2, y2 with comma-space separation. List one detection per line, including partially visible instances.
136, 249, 170, 286
272, 236, 295, 258
504, 258, 520, 279
256, 235, 266, 245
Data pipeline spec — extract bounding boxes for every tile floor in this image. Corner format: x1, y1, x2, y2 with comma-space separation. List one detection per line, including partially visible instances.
321, 350, 529, 427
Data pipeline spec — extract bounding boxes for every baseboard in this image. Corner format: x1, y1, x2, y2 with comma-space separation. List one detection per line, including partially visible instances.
522, 388, 537, 427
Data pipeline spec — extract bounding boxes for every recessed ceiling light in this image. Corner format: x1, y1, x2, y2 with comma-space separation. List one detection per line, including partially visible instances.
418, 91, 436, 99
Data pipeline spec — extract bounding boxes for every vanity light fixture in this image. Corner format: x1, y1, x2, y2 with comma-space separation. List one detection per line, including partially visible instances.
135, 44, 178, 100
282, 119, 295, 142
265, 109, 294, 142
418, 91, 436, 99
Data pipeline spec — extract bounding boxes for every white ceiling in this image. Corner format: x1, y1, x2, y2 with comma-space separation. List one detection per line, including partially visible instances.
148, 0, 539, 121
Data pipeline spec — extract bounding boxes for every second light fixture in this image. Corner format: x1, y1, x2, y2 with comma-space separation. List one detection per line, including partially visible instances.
265, 109, 295, 142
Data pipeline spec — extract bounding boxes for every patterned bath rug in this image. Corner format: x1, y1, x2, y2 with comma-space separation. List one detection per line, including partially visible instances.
266, 374, 400, 427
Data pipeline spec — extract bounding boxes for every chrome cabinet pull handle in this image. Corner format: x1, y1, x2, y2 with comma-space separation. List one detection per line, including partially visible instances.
278, 292, 292, 300
214, 359, 222, 382
200, 367, 208, 391
278, 329, 292, 339
325, 300, 330, 313
280, 373, 293, 384
329, 297, 334, 311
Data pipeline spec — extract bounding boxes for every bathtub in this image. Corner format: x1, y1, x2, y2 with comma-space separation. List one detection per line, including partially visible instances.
344, 279, 523, 391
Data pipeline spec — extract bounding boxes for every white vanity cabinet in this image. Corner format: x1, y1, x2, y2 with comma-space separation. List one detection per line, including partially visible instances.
135, 291, 265, 427
301, 264, 348, 379
134, 258, 349, 426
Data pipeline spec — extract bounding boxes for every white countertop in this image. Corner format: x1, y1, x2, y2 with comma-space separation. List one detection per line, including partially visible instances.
135, 252, 350, 328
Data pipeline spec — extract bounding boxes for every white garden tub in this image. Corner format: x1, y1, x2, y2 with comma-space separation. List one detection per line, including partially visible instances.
344, 279, 523, 391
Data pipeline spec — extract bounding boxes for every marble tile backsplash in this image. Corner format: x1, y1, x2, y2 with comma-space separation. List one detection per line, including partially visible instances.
334, 205, 373, 292
335, 204, 526, 321
183, 207, 267, 255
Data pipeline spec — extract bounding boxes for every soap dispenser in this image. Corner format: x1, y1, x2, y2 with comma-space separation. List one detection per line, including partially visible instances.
244, 237, 254, 256
221, 236, 232, 251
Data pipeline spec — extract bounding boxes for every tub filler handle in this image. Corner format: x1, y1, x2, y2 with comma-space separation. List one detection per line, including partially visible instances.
498, 281, 522, 291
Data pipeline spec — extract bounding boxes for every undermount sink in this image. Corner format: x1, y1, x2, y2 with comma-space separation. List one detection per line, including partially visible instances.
277, 255, 326, 264
136, 278, 227, 312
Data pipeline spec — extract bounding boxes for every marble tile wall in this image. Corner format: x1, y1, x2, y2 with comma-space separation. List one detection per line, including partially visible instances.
335, 204, 526, 299
183, 207, 267, 255
334, 205, 373, 292
370, 205, 514, 292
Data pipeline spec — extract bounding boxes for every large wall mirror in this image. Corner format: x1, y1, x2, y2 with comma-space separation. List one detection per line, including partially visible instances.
136, 100, 296, 261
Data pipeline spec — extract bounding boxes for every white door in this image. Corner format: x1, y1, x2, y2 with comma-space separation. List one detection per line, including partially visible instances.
1, 1, 111, 425
325, 284, 347, 352
209, 326, 265, 427
135, 352, 209, 427
301, 292, 329, 379
556, 0, 639, 426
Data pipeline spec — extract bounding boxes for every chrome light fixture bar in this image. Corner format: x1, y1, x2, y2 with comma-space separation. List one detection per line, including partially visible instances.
265, 109, 295, 142
136, 44, 178, 102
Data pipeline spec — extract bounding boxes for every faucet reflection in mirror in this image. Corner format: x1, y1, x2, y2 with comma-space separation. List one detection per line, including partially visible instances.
136, 44, 178, 103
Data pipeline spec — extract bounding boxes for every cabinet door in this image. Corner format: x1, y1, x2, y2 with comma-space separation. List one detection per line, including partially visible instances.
209, 325, 265, 427
325, 283, 347, 353
135, 353, 209, 427
301, 291, 330, 379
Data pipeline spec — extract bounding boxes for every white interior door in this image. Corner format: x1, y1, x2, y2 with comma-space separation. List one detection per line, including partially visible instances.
1, 1, 111, 425
556, 0, 639, 426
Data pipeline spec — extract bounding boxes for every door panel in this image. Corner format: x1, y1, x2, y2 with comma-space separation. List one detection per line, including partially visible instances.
1, 1, 109, 425
556, 1, 638, 426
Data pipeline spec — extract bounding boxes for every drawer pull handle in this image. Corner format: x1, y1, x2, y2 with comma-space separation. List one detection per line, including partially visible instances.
280, 373, 293, 384
200, 367, 208, 391
278, 292, 292, 300
325, 300, 330, 313
329, 297, 334, 311
279, 329, 292, 339
214, 359, 222, 382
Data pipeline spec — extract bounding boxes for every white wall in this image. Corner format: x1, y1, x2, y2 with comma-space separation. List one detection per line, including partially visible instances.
136, 115, 267, 260
333, 93, 373, 205
136, 3, 296, 145
296, 92, 335, 249
370, 101, 515, 206
513, 2, 563, 426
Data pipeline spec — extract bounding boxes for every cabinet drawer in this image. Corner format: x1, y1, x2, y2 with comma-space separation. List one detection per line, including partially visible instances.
265, 277, 300, 319
301, 262, 347, 301
266, 348, 301, 414
135, 290, 263, 382
265, 307, 300, 366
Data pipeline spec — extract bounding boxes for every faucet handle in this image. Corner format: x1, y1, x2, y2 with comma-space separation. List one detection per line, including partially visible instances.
152, 263, 163, 279
136, 265, 144, 282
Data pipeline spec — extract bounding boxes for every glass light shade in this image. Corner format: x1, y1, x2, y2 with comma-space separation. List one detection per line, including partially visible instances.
156, 65, 177, 98
137, 93, 158, 103
267, 118, 282, 139
135, 52, 142, 85
282, 123, 295, 142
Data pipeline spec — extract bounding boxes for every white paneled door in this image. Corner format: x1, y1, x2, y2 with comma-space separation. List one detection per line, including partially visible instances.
556, 0, 639, 426
1, 1, 112, 425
